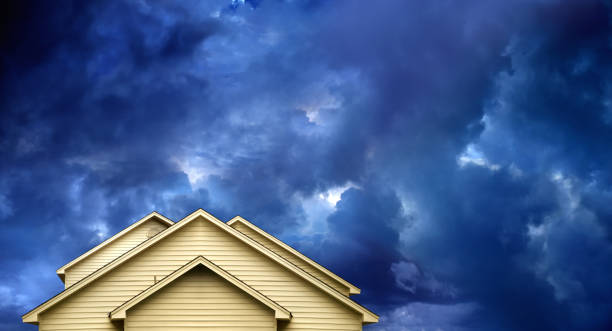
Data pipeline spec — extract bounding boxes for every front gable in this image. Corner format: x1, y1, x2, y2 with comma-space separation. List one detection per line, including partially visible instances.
112, 256, 290, 330
124, 265, 278, 331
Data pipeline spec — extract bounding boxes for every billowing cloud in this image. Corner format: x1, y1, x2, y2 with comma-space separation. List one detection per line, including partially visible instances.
2, 0, 612, 330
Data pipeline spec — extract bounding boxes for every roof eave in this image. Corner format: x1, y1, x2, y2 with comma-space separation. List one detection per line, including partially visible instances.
363, 313, 379, 324
22, 314, 38, 324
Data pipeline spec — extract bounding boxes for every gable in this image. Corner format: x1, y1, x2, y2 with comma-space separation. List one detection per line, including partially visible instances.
24, 209, 378, 327
228, 216, 360, 296
56, 212, 173, 287
123, 266, 278, 331
111, 256, 290, 321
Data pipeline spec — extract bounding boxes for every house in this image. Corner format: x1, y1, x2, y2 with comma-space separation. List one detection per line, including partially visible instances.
23, 209, 378, 330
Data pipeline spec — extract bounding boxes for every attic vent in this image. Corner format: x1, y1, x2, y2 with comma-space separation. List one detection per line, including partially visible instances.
145, 229, 157, 239
145, 221, 166, 239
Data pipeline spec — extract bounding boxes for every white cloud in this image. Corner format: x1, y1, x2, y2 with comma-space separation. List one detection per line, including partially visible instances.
549, 170, 582, 212
294, 72, 351, 125
457, 144, 500, 171
297, 91, 341, 124
297, 183, 360, 236
298, 193, 334, 237
372, 302, 479, 331
172, 156, 221, 188
89, 221, 110, 243
318, 182, 360, 207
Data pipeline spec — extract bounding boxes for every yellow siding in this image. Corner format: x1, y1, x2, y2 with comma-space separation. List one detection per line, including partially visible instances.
64, 219, 169, 287
38, 217, 363, 331
125, 265, 276, 331
231, 222, 351, 296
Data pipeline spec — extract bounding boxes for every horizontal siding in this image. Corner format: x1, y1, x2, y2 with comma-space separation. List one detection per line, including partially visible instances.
39, 216, 363, 331
64, 219, 169, 287
125, 265, 275, 331
231, 222, 351, 296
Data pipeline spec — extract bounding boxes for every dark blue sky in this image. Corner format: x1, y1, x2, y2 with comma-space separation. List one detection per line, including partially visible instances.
2, 0, 612, 330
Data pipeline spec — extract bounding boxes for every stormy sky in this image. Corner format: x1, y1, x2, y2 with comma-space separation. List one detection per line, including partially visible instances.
2, 0, 612, 330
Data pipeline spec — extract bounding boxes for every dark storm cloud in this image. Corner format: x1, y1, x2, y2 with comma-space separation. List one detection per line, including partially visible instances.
401, 165, 567, 330
2, 0, 612, 330
311, 186, 407, 304
300, 1, 612, 330
479, 0, 612, 183
1, 2, 221, 328
336, 1, 612, 330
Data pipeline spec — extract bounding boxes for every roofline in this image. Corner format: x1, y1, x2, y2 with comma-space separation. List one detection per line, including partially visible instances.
110, 256, 291, 320
227, 216, 361, 295
55, 211, 174, 280
23, 209, 378, 324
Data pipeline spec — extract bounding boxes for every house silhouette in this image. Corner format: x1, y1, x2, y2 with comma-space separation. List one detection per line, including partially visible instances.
23, 209, 378, 330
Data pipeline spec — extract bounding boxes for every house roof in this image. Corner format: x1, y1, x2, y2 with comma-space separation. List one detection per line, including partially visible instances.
227, 216, 361, 295
23, 209, 378, 324
110, 256, 291, 321
55, 211, 174, 282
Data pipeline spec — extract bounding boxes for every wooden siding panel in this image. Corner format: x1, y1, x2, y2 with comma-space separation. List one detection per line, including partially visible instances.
64, 219, 169, 287
231, 222, 351, 296
38, 216, 363, 331
125, 265, 275, 331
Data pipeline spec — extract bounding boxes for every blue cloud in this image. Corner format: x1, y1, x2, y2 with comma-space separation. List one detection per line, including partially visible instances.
2, 0, 612, 330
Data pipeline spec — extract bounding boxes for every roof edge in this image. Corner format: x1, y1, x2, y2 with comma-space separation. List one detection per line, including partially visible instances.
55, 211, 174, 277
227, 216, 362, 295
109, 256, 291, 321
